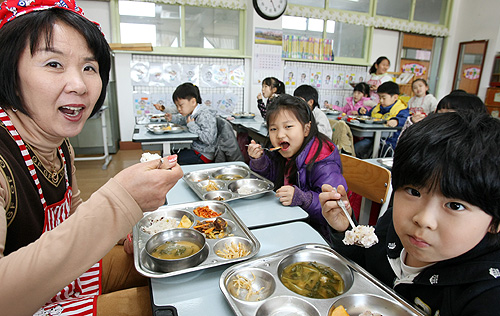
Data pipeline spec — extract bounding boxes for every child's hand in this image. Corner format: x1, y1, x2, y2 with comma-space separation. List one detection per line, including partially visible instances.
359, 107, 367, 115
276, 185, 295, 206
257, 93, 263, 100
387, 118, 398, 127
153, 103, 165, 112
325, 103, 333, 110
186, 115, 194, 124
410, 112, 426, 124
165, 113, 173, 121
319, 184, 351, 232
247, 140, 264, 159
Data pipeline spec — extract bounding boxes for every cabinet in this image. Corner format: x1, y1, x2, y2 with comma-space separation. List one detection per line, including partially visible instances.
490, 55, 500, 87
485, 87, 500, 117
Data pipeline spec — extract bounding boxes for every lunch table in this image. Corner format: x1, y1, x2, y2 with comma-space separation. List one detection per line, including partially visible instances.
346, 121, 400, 158
150, 221, 328, 316
132, 124, 198, 154
166, 161, 309, 229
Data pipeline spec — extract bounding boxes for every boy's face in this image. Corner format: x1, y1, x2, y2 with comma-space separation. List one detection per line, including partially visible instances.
378, 93, 398, 107
393, 187, 493, 268
174, 97, 198, 116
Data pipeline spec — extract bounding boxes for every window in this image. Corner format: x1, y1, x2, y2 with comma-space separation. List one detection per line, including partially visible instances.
282, 16, 367, 60
329, 0, 371, 13
376, 0, 412, 20
117, 0, 242, 53
288, 0, 325, 8
414, 0, 447, 24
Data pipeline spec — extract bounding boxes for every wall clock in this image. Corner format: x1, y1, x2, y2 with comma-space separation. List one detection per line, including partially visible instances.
253, 0, 288, 20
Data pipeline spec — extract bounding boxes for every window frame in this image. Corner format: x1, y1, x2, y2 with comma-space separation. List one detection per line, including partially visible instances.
110, 0, 247, 57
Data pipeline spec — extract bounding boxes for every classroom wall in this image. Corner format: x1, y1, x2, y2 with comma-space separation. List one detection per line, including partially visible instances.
370, 29, 399, 74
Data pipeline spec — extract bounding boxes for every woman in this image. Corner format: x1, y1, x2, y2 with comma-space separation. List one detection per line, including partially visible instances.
0, 1, 183, 315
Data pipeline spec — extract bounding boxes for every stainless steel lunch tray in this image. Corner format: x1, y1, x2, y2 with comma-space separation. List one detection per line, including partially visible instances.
220, 243, 424, 316
146, 123, 186, 134
233, 112, 256, 119
183, 164, 274, 202
133, 201, 260, 278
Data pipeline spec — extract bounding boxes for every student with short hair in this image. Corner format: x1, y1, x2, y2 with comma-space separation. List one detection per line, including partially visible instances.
355, 81, 409, 158
320, 111, 500, 316
293, 84, 333, 139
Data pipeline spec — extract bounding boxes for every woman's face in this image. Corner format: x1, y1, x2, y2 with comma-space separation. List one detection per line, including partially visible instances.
17, 21, 102, 138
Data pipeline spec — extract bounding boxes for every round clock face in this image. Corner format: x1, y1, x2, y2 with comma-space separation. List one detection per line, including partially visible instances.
253, 0, 288, 20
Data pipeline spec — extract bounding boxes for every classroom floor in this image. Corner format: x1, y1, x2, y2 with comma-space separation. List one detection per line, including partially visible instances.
74, 149, 147, 201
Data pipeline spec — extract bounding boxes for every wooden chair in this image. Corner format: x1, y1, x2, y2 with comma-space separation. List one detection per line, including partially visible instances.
340, 154, 392, 225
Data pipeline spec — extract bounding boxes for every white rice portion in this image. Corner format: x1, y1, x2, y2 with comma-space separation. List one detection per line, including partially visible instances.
141, 216, 177, 234
237, 186, 255, 195
343, 225, 378, 248
140, 152, 162, 163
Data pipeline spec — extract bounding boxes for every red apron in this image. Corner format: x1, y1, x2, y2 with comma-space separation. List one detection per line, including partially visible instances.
0, 108, 101, 316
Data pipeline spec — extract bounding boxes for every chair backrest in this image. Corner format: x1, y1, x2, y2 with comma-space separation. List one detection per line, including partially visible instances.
340, 154, 392, 224
214, 116, 245, 163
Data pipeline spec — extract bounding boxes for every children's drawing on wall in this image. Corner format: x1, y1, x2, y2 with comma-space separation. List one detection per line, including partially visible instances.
216, 92, 238, 116
229, 65, 245, 87
212, 65, 229, 87
322, 72, 333, 89
148, 62, 166, 86
333, 71, 344, 89
310, 70, 322, 88
298, 68, 310, 85
319, 93, 332, 109
181, 64, 199, 85
284, 66, 297, 88
132, 92, 151, 123
130, 61, 150, 86
163, 63, 182, 87
345, 72, 356, 87
202, 92, 214, 108
331, 95, 344, 108
200, 65, 215, 87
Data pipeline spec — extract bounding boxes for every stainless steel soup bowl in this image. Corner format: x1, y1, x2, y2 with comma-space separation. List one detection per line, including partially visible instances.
145, 228, 207, 272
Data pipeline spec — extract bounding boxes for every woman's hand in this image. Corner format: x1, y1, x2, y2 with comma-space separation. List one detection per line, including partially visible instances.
276, 185, 295, 206
386, 118, 398, 127
247, 140, 264, 159
165, 113, 173, 122
114, 155, 183, 212
319, 184, 351, 232
153, 103, 165, 112
257, 92, 263, 100
123, 233, 134, 255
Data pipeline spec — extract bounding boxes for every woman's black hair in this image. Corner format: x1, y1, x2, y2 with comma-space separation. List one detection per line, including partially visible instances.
369, 56, 390, 74
0, 8, 111, 118
435, 90, 488, 114
293, 85, 320, 109
411, 78, 430, 95
262, 77, 286, 95
265, 94, 334, 189
353, 82, 370, 97
394, 111, 500, 242
172, 82, 202, 104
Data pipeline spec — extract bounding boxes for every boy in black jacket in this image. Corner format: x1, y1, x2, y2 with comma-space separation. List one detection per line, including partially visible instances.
320, 111, 500, 316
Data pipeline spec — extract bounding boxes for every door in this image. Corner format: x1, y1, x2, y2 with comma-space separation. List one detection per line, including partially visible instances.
452, 40, 488, 95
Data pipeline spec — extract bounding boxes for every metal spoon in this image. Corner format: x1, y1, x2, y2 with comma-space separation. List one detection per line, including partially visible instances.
333, 188, 356, 229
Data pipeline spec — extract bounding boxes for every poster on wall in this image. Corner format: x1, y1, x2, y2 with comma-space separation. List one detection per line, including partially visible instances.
463, 67, 481, 80
284, 65, 297, 89
130, 61, 150, 86
181, 64, 200, 85
297, 68, 310, 86
229, 65, 245, 87
310, 69, 322, 88
253, 42, 283, 84
322, 71, 334, 89
402, 63, 426, 76
163, 63, 182, 86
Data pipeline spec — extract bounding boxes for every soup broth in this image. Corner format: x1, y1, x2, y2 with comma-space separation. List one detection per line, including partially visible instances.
280, 261, 344, 299
151, 240, 201, 260
215, 174, 244, 181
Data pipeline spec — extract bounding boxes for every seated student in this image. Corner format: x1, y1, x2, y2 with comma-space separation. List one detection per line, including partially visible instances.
355, 82, 409, 158
330, 82, 375, 115
247, 94, 346, 242
162, 83, 217, 165
320, 111, 500, 315
293, 85, 333, 139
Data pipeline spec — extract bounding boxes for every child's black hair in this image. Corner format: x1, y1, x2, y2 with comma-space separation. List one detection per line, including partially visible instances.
353, 82, 370, 97
265, 94, 335, 189
369, 56, 390, 74
293, 85, 320, 109
393, 111, 500, 241
411, 78, 430, 95
172, 82, 202, 104
435, 90, 488, 114
377, 81, 400, 96
262, 77, 286, 95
